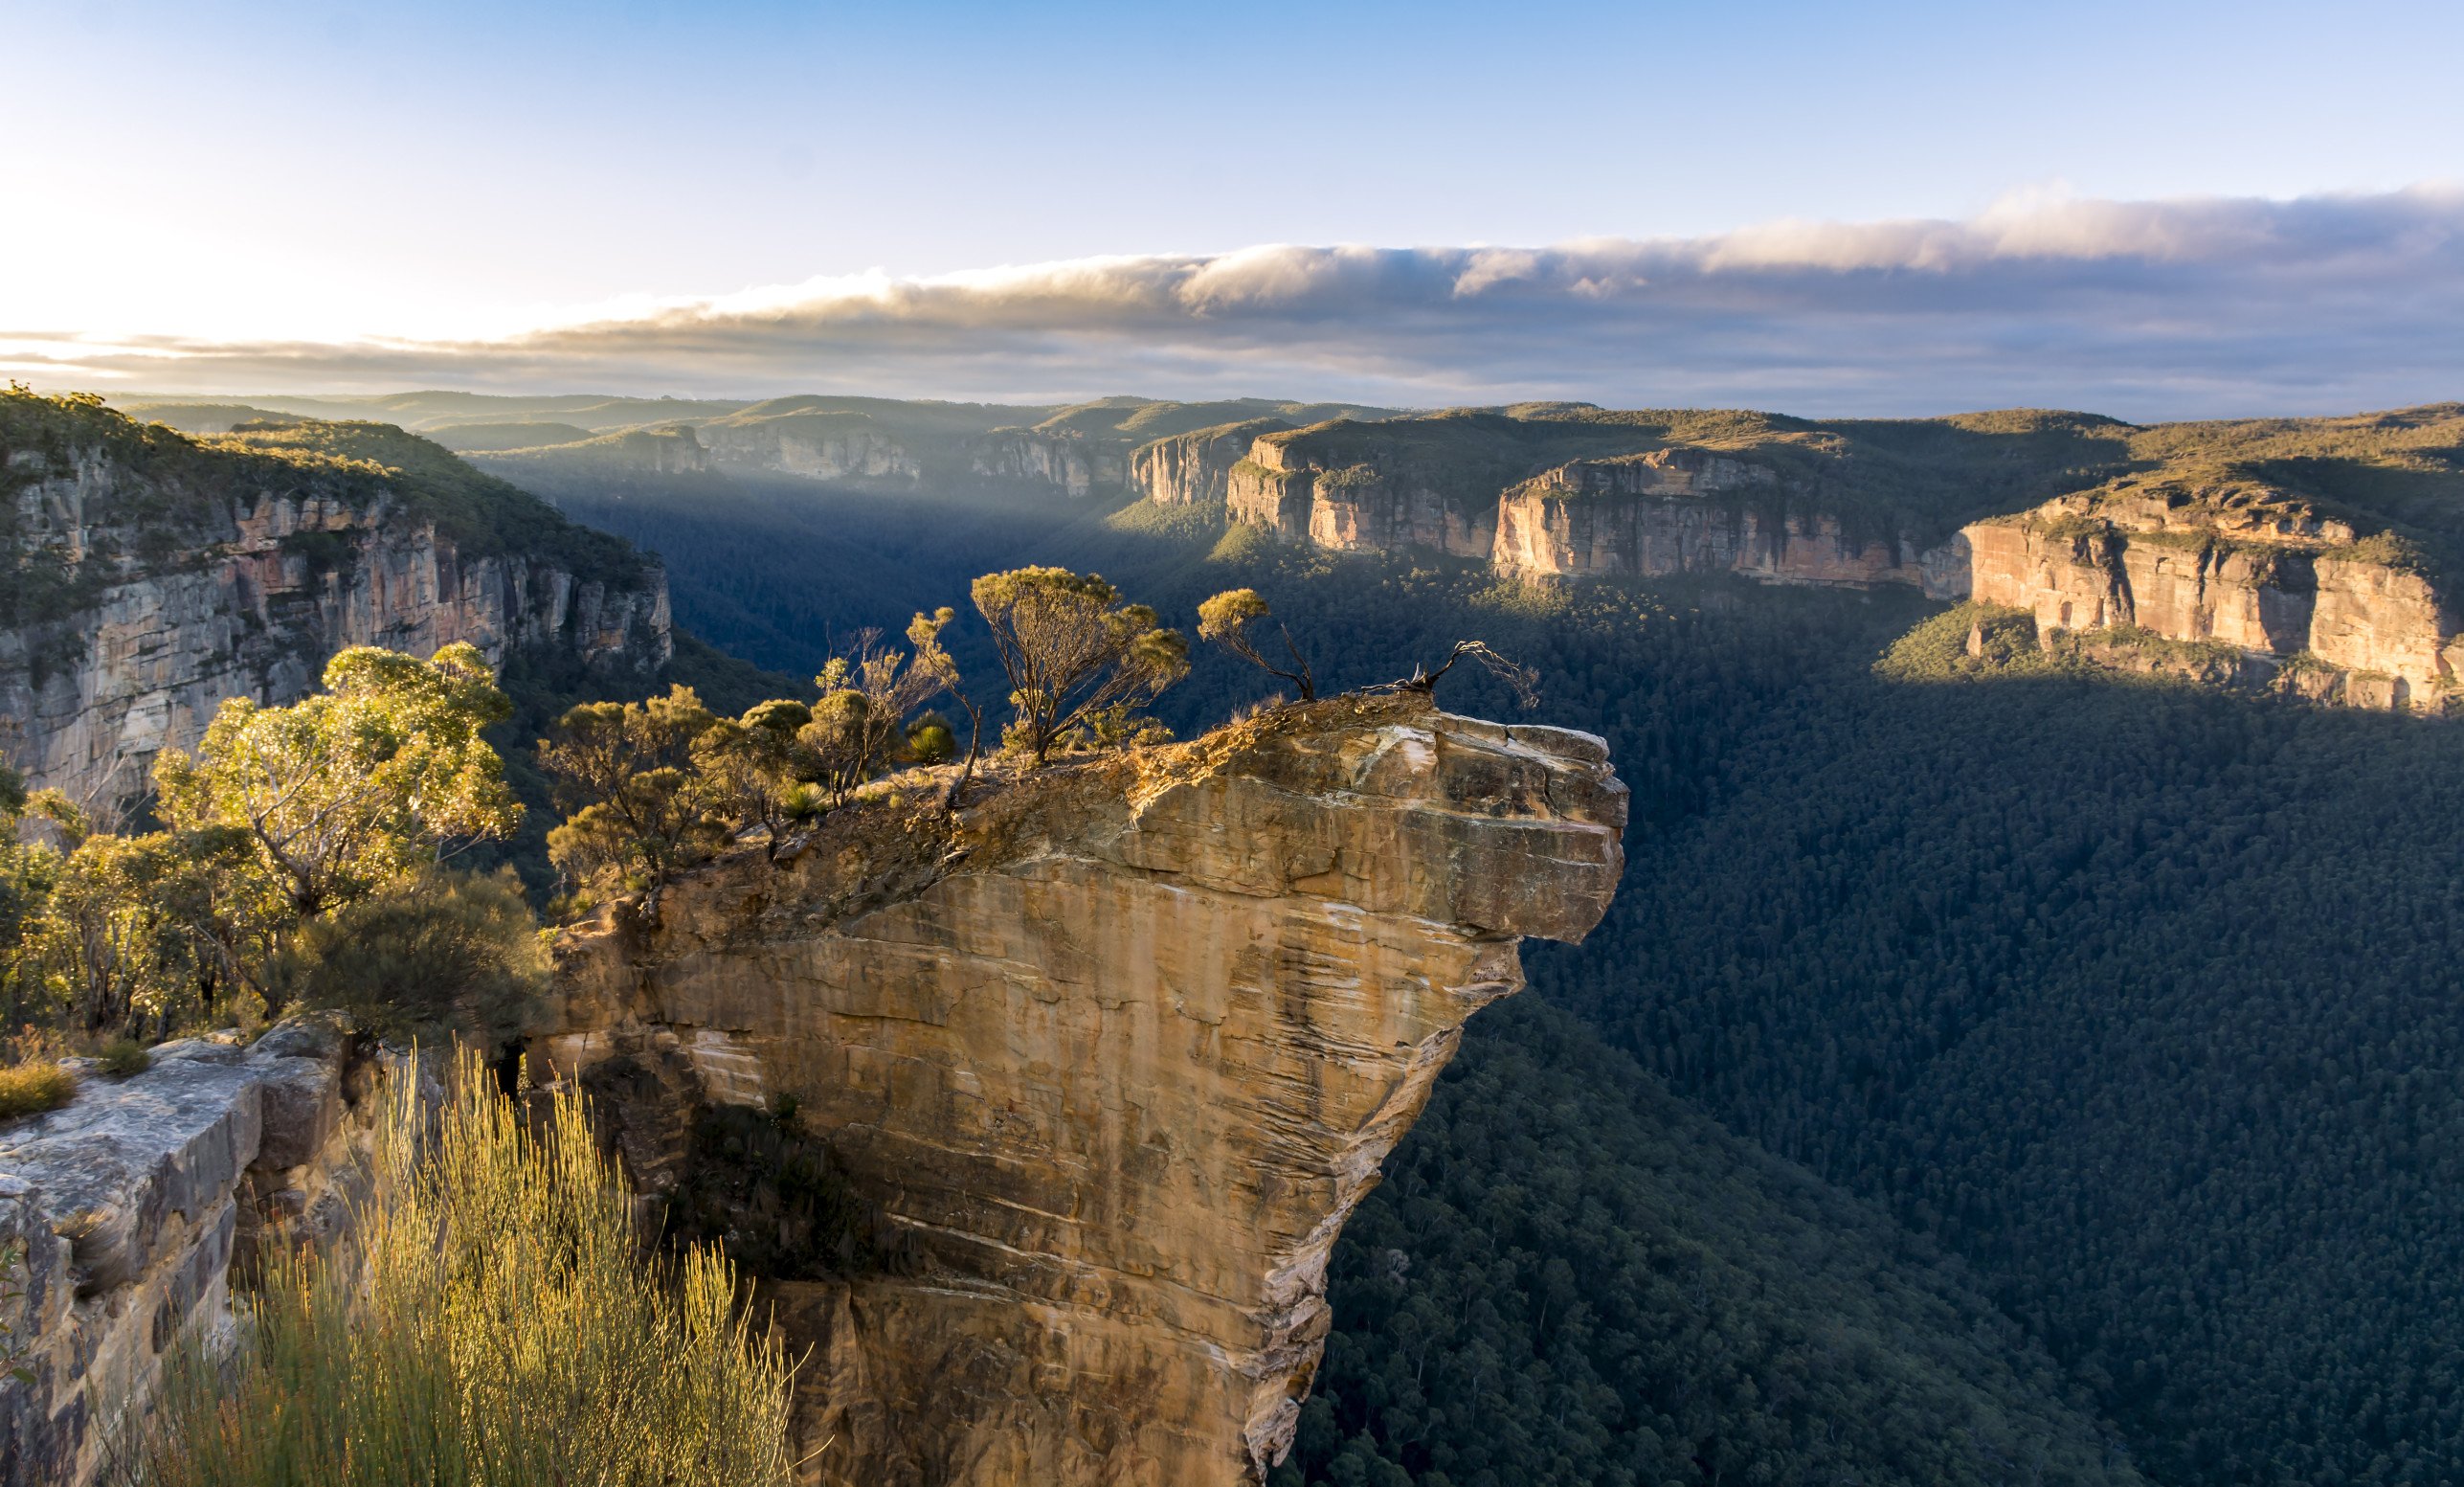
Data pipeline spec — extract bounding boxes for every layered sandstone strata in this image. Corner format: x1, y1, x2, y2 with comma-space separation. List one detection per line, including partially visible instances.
0, 445, 670, 811
970, 431, 1125, 497
1489, 451, 1943, 589
1130, 418, 1295, 507
1961, 504, 2464, 708
539, 695, 1627, 1485
1225, 444, 1495, 558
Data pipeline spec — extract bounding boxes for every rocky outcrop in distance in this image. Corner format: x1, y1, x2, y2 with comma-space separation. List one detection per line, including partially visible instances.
1, 432, 672, 814
1136, 413, 2464, 712
536, 695, 1627, 1485
0, 1020, 396, 1487
1960, 495, 2464, 709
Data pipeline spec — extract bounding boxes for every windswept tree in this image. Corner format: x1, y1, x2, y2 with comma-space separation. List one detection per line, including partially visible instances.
1198, 588, 1317, 701
970, 568, 1187, 764
799, 616, 959, 805
153, 643, 521, 917
1395, 641, 1543, 709
539, 685, 723, 890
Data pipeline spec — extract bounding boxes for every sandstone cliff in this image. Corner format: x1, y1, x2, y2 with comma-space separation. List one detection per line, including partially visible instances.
1226, 435, 1498, 559
1489, 449, 1945, 589
1129, 418, 1294, 507
968, 429, 1127, 498
697, 410, 922, 484
538, 695, 1626, 1485
0, 1019, 396, 1487
1958, 480, 2463, 709
1, 401, 672, 812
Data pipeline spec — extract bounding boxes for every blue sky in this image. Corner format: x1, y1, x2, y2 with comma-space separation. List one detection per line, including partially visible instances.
7, 0, 2462, 415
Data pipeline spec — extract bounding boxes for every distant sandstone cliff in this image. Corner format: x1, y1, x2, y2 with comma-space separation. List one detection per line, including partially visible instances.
538, 695, 1627, 1485
1133, 411, 2464, 712
1956, 484, 2462, 708
0, 403, 671, 812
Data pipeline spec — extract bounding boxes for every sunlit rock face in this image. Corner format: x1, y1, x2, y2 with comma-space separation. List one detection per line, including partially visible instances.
0, 445, 669, 814
1131, 418, 1296, 507
1959, 494, 2464, 709
1224, 439, 1496, 558
539, 695, 1626, 1486
1490, 451, 1939, 589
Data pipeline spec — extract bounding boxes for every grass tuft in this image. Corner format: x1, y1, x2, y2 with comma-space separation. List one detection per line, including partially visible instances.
0, 1062, 76, 1120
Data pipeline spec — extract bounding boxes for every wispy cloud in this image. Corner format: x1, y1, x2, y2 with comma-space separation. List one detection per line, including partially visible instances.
11, 187, 2462, 419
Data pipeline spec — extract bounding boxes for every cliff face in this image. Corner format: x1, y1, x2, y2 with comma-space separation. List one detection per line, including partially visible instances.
539, 696, 1626, 1485
1129, 418, 1294, 507
968, 431, 1126, 498
1, 439, 671, 812
1225, 442, 1495, 558
0, 1020, 394, 1487
1490, 451, 1940, 589
698, 413, 921, 484
1960, 488, 2464, 708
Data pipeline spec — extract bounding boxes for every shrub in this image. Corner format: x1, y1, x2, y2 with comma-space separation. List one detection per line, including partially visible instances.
117, 1048, 795, 1487
0, 1061, 75, 1120
270, 870, 547, 1053
95, 1039, 149, 1078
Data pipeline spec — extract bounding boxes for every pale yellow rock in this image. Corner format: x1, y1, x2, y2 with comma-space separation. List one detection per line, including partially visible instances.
540, 695, 1626, 1486
1952, 496, 2461, 709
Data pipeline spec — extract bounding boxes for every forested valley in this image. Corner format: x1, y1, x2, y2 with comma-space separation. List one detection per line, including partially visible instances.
516, 462, 2464, 1486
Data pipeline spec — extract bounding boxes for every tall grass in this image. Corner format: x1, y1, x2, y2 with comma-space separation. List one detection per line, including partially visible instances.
115, 1050, 795, 1486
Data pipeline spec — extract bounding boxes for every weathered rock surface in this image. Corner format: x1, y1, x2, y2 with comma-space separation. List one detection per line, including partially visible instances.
1129, 418, 1295, 507
1960, 489, 2464, 709
1226, 439, 1497, 558
0, 442, 670, 812
539, 695, 1626, 1485
0, 1019, 391, 1487
969, 431, 1126, 498
1490, 451, 1941, 589
698, 412, 922, 484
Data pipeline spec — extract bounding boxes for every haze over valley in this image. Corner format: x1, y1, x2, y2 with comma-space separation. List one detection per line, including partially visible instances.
5, 3, 2461, 1484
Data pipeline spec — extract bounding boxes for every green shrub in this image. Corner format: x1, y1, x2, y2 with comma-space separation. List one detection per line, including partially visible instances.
270, 870, 547, 1052
95, 1039, 149, 1078
0, 1061, 75, 1120
118, 1048, 794, 1487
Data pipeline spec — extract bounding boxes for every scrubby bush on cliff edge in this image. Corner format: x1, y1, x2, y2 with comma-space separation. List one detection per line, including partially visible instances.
113, 1049, 794, 1487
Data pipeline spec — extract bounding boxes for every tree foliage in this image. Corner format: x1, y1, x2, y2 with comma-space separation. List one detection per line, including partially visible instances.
154, 643, 521, 917
972, 567, 1187, 761
1198, 588, 1316, 700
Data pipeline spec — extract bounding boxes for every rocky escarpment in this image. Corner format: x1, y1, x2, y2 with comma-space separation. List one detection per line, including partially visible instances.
1, 411, 671, 813
968, 429, 1126, 498
1226, 436, 1498, 559
1129, 418, 1295, 507
0, 1020, 396, 1487
538, 695, 1626, 1485
697, 411, 922, 484
1958, 482, 2464, 709
1489, 449, 1950, 590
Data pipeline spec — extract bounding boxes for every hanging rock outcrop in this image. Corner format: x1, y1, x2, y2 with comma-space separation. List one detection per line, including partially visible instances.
538, 694, 1626, 1485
